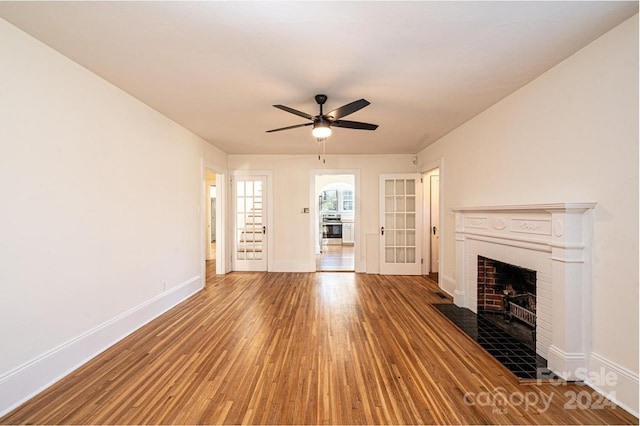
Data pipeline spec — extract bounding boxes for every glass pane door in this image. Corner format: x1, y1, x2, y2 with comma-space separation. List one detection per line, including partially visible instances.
234, 176, 267, 271
380, 174, 422, 275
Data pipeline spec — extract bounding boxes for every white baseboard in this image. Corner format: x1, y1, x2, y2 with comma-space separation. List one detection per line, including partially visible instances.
441, 274, 456, 297
546, 348, 639, 417
587, 351, 639, 417
0, 275, 203, 417
547, 345, 587, 380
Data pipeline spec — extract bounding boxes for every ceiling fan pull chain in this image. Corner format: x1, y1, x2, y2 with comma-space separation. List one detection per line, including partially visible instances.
323, 139, 326, 164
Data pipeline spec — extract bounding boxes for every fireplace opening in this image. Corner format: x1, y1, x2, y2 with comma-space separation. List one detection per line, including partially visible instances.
477, 256, 537, 348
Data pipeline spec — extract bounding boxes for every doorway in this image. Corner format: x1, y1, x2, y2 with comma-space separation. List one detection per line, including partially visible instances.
314, 173, 356, 272
421, 167, 440, 282
204, 168, 226, 278
209, 184, 217, 271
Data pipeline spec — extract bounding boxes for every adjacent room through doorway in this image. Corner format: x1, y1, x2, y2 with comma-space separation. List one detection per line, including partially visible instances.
422, 167, 440, 282
205, 170, 217, 277
315, 174, 356, 271
204, 169, 226, 277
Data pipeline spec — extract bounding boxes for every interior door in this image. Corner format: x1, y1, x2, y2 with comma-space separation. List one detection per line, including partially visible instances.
430, 175, 440, 273
379, 174, 422, 275
234, 176, 267, 271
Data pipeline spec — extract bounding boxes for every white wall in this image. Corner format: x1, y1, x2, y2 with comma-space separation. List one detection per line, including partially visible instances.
228, 154, 417, 272
203, 140, 228, 172
0, 18, 227, 414
417, 15, 638, 414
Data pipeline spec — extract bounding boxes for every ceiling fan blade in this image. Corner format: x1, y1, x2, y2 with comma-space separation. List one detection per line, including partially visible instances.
332, 120, 378, 131
273, 104, 314, 120
266, 122, 313, 133
325, 99, 370, 120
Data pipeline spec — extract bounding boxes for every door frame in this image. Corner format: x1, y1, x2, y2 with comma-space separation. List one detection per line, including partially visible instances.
203, 161, 227, 276
232, 170, 273, 272
310, 169, 361, 272
419, 158, 445, 288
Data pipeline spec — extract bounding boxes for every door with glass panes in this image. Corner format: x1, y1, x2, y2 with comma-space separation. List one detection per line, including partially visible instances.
234, 176, 267, 271
379, 174, 422, 275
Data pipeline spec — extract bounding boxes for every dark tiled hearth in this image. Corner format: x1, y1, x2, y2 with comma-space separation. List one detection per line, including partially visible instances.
433, 291, 448, 300
434, 303, 556, 381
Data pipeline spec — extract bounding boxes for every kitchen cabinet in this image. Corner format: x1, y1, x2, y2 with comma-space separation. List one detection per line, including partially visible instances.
342, 222, 354, 244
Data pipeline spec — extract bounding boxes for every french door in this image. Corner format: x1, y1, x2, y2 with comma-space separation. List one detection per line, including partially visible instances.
233, 175, 267, 271
379, 174, 422, 275
430, 175, 440, 273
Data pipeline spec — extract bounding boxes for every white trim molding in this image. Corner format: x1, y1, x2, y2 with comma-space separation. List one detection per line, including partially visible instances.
441, 274, 457, 298
587, 352, 640, 417
0, 276, 203, 417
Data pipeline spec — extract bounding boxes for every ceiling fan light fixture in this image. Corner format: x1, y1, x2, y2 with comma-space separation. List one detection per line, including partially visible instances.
312, 122, 332, 139
267, 95, 377, 138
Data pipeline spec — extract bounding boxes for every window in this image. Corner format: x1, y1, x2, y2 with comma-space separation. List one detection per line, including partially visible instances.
342, 190, 354, 211
321, 190, 338, 211
319, 183, 355, 212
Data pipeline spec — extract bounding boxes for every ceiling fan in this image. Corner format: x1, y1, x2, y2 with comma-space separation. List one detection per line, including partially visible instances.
266, 94, 378, 139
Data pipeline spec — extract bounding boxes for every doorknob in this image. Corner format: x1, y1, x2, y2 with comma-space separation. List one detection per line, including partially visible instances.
381, 226, 384, 236
433, 226, 437, 235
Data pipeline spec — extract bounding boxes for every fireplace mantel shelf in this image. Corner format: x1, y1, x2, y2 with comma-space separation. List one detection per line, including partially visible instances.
451, 202, 596, 213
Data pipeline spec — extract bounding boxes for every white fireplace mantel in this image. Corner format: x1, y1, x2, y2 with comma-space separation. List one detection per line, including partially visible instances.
451, 202, 597, 213
451, 202, 596, 380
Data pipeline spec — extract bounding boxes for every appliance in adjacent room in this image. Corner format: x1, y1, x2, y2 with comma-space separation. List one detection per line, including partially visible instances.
321, 213, 342, 245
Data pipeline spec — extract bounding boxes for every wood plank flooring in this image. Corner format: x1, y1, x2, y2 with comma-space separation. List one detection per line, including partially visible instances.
316, 245, 355, 271
1, 270, 636, 425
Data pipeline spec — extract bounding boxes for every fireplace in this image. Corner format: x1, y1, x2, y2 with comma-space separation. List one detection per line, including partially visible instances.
477, 256, 537, 348
452, 203, 595, 381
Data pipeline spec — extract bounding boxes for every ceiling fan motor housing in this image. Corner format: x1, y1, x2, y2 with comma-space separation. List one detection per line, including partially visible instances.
315, 94, 328, 105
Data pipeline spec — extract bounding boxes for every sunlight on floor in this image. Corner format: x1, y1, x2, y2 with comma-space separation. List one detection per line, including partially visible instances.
316, 245, 355, 271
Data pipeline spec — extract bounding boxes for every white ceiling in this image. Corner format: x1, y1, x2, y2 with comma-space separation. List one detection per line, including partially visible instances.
0, 1, 637, 155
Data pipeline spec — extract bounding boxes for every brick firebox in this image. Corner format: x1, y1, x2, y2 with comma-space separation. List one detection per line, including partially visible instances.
477, 256, 502, 312
477, 256, 537, 313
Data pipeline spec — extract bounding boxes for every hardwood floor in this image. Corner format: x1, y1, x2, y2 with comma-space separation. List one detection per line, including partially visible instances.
316, 244, 355, 271
1, 273, 636, 425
